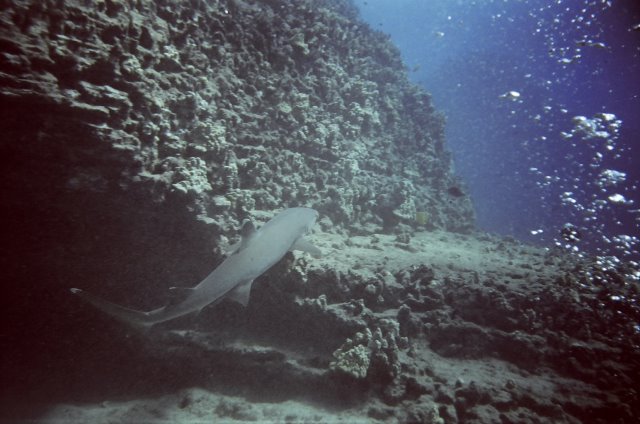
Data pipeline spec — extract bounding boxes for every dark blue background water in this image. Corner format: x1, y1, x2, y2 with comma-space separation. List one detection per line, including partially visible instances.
354, 0, 640, 260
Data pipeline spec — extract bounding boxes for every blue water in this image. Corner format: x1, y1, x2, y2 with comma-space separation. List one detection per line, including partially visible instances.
354, 0, 640, 260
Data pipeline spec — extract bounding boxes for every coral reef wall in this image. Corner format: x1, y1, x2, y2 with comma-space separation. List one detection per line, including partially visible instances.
1, 0, 473, 236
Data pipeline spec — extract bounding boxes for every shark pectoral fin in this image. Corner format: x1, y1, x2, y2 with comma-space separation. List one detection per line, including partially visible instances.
291, 237, 322, 258
168, 286, 196, 306
226, 279, 255, 307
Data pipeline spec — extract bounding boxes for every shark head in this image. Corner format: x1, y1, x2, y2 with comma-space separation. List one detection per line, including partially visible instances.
277, 207, 319, 234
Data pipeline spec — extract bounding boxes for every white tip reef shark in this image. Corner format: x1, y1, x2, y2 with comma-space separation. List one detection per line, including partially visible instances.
70, 207, 321, 328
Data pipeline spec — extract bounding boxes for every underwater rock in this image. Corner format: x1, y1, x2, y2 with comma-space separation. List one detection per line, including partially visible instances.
329, 332, 372, 379
0, 0, 474, 237
329, 316, 408, 389
171, 157, 212, 197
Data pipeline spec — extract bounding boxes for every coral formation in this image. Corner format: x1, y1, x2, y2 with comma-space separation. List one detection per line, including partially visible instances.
330, 336, 371, 379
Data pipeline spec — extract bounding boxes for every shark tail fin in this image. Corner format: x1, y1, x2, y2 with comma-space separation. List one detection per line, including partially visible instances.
70, 288, 161, 330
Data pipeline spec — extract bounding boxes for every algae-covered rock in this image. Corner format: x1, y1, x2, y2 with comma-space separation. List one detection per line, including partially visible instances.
0, 0, 474, 237
330, 343, 371, 379
329, 317, 408, 382
172, 157, 212, 196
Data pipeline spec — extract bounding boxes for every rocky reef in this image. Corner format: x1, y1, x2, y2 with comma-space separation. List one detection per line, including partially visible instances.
1, 0, 473, 236
5, 230, 639, 423
1, 0, 639, 423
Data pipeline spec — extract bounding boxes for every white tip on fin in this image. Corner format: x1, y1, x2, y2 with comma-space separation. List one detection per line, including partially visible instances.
227, 219, 258, 255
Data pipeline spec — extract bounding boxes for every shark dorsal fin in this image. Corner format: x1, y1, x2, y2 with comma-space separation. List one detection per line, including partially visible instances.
227, 219, 257, 255
239, 219, 256, 238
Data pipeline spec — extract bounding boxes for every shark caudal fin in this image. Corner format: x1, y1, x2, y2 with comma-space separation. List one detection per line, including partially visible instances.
70, 288, 161, 329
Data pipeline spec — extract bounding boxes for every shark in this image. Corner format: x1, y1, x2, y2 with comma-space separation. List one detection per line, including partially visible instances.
70, 207, 321, 328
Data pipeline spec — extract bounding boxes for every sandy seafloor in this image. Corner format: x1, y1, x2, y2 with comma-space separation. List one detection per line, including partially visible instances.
14, 228, 639, 424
